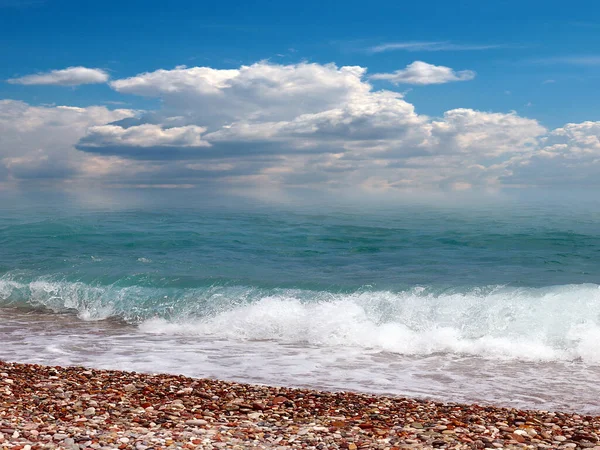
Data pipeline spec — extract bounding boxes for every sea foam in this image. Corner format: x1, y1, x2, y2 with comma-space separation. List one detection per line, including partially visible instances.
3, 278, 600, 412
3, 275, 596, 363
138, 285, 600, 363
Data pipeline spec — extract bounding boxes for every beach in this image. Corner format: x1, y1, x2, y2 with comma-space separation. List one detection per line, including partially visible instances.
3, 205, 600, 448
1, 361, 599, 450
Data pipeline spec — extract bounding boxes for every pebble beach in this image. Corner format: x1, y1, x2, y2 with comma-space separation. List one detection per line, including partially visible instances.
1, 361, 600, 450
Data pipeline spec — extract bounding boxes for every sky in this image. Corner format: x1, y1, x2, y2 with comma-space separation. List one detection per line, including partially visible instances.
1, 0, 600, 197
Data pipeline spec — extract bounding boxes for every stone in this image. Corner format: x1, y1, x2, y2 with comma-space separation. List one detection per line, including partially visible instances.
511, 432, 526, 443
185, 419, 208, 426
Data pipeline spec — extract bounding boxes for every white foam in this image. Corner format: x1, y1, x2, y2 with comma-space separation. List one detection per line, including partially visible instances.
0, 278, 116, 320
3, 303, 600, 413
139, 285, 600, 363
4, 274, 600, 363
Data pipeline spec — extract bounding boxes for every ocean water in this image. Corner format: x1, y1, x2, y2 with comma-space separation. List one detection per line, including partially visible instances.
2, 194, 600, 413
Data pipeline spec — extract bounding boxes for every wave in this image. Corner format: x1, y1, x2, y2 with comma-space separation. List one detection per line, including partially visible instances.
3, 274, 600, 363
139, 286, 600, 363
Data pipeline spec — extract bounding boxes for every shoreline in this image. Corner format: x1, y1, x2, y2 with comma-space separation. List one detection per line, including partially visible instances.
1, 361, 599, 449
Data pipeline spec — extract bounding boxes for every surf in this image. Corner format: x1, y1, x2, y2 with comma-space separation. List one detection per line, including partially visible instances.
3, 275, 600, 364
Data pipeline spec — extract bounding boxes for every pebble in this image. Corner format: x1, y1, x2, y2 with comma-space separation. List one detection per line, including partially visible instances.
1, 360, 600, 450
185, 419, 208, 426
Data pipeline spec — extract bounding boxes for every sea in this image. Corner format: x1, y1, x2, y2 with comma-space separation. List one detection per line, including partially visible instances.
2, 190, 600, 414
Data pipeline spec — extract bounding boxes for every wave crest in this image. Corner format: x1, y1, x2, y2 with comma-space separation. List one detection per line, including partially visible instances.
3, 274, 600, 363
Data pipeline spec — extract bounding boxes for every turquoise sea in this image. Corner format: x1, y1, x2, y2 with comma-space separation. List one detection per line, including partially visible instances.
2, 192, 600, 413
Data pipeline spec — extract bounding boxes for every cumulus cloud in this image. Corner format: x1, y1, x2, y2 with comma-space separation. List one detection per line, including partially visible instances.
205, 90, 427, 150
78, 124, 211, 159
110, 62, 370, 125
429, 109, 544, 157
0, 100, 135, 185
502, 121, 600, 186
79, 62, 545, 190
3, 60, 600, 192
371, 61, 476, 85
7, 67, 110, 86
81, 124, 209, 148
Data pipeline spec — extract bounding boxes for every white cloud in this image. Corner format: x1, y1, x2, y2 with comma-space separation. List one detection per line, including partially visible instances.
371, 61, 475, 85
7, 67, 110, 86
4, 61, 600, 192
110, 62, 370, 124
81, 124, 210, 148
240, 107, 545, 191
84, 62, 545, 190
77, 124, 211, 160
499, 121, 600, 187
546, 121, 600, 149
110, 65, 238, 96
369, 41, 503, 53
0, 100, 135, 184
429, 109, 544, 157
205, 89, 426, 149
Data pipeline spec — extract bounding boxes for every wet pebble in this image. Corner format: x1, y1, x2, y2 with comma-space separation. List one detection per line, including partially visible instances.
1, 360, 600, 450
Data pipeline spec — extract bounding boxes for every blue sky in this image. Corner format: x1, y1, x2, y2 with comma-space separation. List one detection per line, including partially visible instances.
1, 0, 600, 194
2, 0, 600, 126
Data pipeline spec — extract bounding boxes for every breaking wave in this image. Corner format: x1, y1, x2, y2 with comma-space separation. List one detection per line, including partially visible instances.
3, 274, 600, 363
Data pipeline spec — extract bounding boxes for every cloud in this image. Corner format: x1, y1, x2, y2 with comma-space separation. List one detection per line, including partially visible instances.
205, 90, 425, 147
502, 121, 600, 186
7, 67, 110, 86
369, 41, 503, 53
430, 109, 544, 155
110, 62, 370, 125
0, 100, 135, 185
532, 56, 600, 66
80, 124, 209, 148
78, 124, 211, 160
4, 60, 600, 193
78, 62, 540, 191
371, 61, 475, 85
